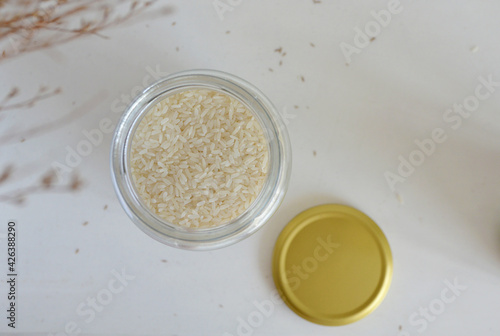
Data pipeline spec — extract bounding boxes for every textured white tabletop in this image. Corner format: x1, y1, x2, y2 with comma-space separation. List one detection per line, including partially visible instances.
1, 0, 499, 335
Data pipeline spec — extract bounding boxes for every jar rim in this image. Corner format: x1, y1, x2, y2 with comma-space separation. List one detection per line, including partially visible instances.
110, 69, 291, 250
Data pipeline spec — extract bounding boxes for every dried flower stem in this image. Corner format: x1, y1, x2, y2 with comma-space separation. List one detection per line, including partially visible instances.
0, 0, 166, 204
0, 86, 61, 112
0, 90, 108, 145
0, 172, 83, 204
0, 0, 157, 61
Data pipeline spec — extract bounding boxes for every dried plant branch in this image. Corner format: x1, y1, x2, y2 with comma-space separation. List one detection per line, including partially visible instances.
0, 90, 108, 145
0, 86, 61, 112
0, 164, 13, 184
0, 0, 168, 204
0, 92, 104, 204
0, 0, 157, 61
0, 170, 84, 204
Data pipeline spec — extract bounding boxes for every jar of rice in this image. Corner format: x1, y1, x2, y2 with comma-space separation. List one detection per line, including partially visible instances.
111, 70, 291, 250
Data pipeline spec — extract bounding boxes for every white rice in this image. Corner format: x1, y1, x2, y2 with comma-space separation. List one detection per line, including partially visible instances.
130, 89, 269, 228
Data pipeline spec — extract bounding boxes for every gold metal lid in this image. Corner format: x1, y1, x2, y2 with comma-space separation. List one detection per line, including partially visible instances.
272, 204, 393, 326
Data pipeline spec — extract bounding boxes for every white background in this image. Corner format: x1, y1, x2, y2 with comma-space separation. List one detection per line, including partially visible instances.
1, 0, 499, 335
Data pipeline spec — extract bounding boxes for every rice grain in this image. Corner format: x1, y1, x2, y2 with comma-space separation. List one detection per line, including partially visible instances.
131, 89, 269, 228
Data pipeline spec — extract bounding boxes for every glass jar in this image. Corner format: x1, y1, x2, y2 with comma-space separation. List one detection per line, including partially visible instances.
110, 70, 291, 250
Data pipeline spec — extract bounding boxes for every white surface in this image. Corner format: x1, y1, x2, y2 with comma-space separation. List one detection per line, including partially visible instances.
1, 0, 500, 335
